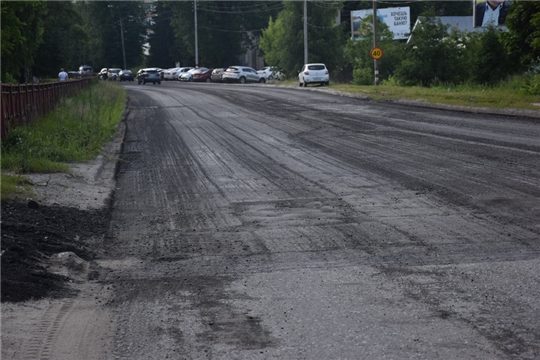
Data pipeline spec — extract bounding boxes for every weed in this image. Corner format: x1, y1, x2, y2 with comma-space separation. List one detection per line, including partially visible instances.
0, 81, 125, 199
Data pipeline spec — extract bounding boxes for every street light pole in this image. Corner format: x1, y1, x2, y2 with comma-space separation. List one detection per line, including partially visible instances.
304, 0, 308, 64
194, 0, 199, 67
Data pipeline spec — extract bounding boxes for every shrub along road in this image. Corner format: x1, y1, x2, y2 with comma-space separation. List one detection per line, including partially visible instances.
2, 82, 540, 359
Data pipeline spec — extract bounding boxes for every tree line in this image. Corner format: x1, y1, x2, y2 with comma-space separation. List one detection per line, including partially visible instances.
2, 1, 538, 90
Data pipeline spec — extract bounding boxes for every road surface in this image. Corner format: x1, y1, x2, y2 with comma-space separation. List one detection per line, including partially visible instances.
4, 82, 540, 359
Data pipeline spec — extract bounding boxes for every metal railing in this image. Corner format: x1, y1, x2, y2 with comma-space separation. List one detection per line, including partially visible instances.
1, 77, 95, 138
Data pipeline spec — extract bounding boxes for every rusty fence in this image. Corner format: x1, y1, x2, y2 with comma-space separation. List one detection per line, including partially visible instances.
1, 77, 95, 139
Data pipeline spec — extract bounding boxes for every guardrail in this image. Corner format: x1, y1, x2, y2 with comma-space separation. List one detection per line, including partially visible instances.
1, 77, 95, 139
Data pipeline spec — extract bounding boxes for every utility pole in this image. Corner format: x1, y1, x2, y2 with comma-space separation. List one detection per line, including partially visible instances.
304, 0, 308, 64
194, 0, 199, 67
109, 5, 127, 69
119, 16, 127, 69
373, 0, 379, 86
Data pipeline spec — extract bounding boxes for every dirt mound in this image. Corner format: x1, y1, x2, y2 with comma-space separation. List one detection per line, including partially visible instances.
1, 200, 111, 302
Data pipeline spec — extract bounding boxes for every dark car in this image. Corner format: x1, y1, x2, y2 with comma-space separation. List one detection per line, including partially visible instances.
137, 68, 161, 85
210, 68, 226, 83
68, 71, 81, 79
119, 70, 134, 82
192, 68, 214, 83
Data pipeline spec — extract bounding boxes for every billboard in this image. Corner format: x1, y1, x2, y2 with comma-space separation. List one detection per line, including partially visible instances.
473, 0, 512, 28
351, 7, 410, 40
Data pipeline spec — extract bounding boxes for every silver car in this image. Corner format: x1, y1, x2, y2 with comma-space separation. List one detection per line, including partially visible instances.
298, 63, 329, 87
179, 68, 204, 82
176, 67, 195, 80
222, 66, 266, 84
137, 68, 162, 85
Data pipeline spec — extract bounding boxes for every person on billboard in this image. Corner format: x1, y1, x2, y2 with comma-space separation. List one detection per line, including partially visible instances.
475, 0, 511, 27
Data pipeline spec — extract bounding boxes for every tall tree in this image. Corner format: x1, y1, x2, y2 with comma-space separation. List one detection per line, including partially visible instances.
503, 1, 540, 68
1, 1, 47, 82
260, 1, 346, 77
33, 2, 85, 78
167, 1, 281, 68
85, 1, 148, 70
147, 1, 179, 69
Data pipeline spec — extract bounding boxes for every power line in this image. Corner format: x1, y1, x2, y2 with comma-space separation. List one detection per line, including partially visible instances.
198, 24, 264, 33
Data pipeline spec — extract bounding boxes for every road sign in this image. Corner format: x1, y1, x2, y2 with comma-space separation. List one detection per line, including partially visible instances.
370, 47, 384, 60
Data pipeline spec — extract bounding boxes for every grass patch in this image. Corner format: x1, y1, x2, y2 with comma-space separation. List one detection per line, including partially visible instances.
0, 173, 35, 200
281, 76, 540, 111
330, 83, 540, 110
1, 81, 126, 200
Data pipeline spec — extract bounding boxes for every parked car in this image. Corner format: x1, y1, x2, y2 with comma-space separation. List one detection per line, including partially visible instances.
79, 65, 93, 75
99, 68, 109, 80
176, 67, 194, 80
179, 67, 206, 82
107, 68, 122, 81
192, 68, 214, 82
163, 68, 181, 81
118, 70, 134, 82
210, 68, 226, 83
257, 66, 283, 80
222, 66, 266, 84
298, 63, 329, 87
137, 68, 162, 85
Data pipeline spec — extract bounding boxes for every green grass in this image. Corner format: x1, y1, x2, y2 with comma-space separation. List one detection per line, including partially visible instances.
0, 173, 35, 201
331, 84, 540, 110
1, 81, 126, 200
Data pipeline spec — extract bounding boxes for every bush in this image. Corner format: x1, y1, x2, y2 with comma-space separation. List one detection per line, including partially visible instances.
352, 67, 374, 85
470, 26, 512, 85
520, 74, 540, 95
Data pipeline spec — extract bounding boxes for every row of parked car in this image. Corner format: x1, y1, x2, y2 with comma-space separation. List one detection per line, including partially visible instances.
98, 62, 330, 87
157, 65, 285, 83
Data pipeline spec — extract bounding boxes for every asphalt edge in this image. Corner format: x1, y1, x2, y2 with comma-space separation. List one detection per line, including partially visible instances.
263, 82, 540, 120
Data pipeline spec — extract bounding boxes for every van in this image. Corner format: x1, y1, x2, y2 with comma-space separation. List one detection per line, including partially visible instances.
79, 65, 93, 75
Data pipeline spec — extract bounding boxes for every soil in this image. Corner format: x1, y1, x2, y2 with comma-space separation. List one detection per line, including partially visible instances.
1, 123, 123, 303
1, 200, 109, 302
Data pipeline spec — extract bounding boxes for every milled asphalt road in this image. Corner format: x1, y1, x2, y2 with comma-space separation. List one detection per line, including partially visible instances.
88, 82, 539, 359
5, 81, 538, 360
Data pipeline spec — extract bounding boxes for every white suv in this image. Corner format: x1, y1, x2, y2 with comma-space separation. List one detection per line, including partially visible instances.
298, 63, 329, 87
222, 66, 266, 84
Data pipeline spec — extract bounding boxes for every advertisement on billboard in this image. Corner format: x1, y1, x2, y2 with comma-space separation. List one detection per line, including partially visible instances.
473, 0, 513, 28
351, 7, 410, 40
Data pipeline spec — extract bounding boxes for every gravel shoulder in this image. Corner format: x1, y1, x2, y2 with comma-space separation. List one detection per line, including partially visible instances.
1, 119, 125, 360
